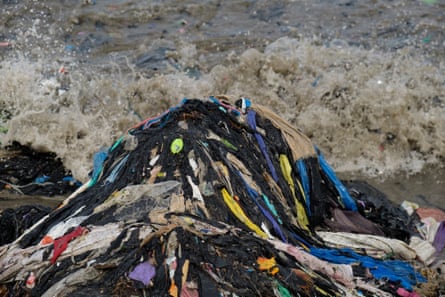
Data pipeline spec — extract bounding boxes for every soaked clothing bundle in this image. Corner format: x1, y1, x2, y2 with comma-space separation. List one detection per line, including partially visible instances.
0, 98, 441, 296
0, 142, 80, 197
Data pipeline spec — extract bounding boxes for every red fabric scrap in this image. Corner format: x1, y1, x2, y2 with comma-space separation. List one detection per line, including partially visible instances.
51, 226, 87, 264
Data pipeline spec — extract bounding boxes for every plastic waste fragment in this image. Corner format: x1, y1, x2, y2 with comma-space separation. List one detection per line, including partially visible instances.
170, 138, 184, 154
128, 261, 156, 286
34, 175, 50, 184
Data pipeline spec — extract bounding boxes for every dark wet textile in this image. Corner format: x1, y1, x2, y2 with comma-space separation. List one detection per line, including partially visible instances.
0, 204, 50, 245
324, 208, 385, 236
344, 180, 420, 242
0, 142, 80, 196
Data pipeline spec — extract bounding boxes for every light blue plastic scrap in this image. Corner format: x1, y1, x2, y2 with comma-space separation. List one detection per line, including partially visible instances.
88, 148, 108, 187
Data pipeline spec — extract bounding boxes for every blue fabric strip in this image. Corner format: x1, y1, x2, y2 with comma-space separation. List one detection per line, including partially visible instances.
316, 147, 357, 211
262, 194, 283, 224
310, 247, 426, 290
105, 154, 129, 184
89, 149, 108, 186
296, 159, 311, 216
247, 110, 279, 182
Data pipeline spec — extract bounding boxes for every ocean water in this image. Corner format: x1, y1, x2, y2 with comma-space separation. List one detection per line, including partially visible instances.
0, 0, 444, 206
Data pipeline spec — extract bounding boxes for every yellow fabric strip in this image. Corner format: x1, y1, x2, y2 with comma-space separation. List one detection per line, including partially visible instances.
221, 188, 267, 238
279, 154, 309, 231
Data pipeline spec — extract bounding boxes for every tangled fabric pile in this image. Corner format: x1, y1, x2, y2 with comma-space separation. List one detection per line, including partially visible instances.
0, 97, 444, 297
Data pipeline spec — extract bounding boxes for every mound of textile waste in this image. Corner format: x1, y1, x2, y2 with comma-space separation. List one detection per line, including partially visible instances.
0, 97, 444, 297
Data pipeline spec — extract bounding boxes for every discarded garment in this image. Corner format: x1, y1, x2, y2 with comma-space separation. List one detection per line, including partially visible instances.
317, 231, 417, 260
310, 247, 425, 290
417, 217, 441, 244
269, 239, 354, 287
409, 236, 437, 265
324, 208, 385, 236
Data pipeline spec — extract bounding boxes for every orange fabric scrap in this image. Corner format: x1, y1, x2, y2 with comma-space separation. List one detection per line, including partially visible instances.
40, 235, 54, 245
257, 256, 279, 275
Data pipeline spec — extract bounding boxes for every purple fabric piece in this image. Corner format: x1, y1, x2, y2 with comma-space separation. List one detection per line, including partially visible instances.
247, 110, 279, 182
433, 221, 445, 253
129, 261, 156, 286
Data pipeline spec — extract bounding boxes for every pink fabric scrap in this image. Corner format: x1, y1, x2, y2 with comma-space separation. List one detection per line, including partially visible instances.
396, 287, 421, 297
416, 207, 445, 222
181, 285, 199, 297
